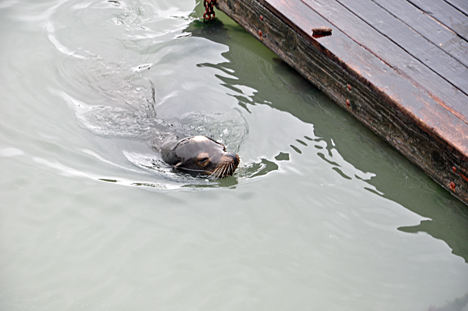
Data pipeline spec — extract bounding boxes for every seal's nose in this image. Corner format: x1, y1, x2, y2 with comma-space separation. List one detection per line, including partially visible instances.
226, 152, 240, 165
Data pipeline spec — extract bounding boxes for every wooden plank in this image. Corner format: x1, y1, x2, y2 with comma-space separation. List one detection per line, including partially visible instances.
336, 0, 468, 96
445, 0, 468, 16
265, 0, 468, 154
407, 0, 468, 40
266, 0, 468, 144
217, 0, 468, 205
373, 0, 468, 68
301, 0, 468, 119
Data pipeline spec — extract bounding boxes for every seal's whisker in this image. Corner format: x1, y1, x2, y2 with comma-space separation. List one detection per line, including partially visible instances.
224, 163, 231, 176
210, 159, 239, 179
222, 164, 230, 178
212, 162, 233, 179
211, 165, 223, 179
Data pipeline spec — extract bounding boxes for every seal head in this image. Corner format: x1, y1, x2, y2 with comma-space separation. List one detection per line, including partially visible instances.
162, 136, 240, 178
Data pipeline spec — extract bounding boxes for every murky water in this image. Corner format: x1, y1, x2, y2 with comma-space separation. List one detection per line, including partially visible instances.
1, 0, 468, 310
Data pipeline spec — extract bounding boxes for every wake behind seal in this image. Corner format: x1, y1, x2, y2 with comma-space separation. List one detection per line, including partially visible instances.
161, 135, 240, 178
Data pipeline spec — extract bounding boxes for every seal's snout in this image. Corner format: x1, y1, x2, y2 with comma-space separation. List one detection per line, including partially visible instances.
210, 152, 240, 179
226, 152, 240, 166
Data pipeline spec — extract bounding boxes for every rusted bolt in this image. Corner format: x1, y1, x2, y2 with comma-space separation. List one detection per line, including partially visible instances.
260, 15, 263, 21
258, 30, 263, 37
450, 181, 456, 190
452, 166, 457, 173
346, 99, 350, 107
347, 84, 352, 91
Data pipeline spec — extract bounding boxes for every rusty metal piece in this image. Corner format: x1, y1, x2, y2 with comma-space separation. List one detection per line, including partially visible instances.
203, 0, 217, 21
312, 26, 332, 38
459, 172, 468, 182
450, 181, 456, 190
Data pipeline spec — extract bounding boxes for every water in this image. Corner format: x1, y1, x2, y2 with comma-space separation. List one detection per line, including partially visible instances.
1, 0, 468, 310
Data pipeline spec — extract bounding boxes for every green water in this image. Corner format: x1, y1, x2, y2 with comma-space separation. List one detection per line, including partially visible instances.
0, 0, 467, 310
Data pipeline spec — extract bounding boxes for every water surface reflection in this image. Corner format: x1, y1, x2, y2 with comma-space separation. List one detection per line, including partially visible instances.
187, 15, 468, 263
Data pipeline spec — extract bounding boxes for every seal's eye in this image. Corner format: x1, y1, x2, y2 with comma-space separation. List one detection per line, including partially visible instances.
196, 153, 210, 167
197, 157, 209, 165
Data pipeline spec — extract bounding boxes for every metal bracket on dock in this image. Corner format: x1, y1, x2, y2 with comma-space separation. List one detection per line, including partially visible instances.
203, 0, 217, 21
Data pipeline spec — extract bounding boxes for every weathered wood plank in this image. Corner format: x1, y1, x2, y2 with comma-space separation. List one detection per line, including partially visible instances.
264, 0, 468, 152
445, 0, 468, 16
301, 0, 468, 120
336, 0, 468, 94
406, 0, 468, 40
373, 0, 468, 68
265, 0, 468, 153
217, 0, 468, 205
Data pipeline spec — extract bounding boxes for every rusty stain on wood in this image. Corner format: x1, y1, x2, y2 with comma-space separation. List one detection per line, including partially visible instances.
216, 0, 468, 205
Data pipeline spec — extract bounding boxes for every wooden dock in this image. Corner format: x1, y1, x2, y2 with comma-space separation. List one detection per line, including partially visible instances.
216, 0, 468, 205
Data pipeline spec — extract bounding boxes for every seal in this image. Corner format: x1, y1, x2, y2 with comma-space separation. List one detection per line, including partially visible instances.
161, 135, 240, 178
